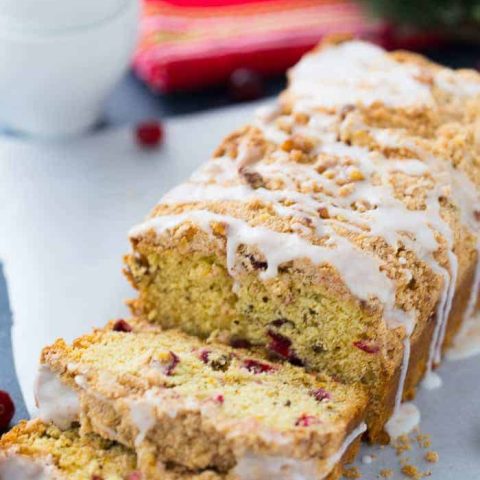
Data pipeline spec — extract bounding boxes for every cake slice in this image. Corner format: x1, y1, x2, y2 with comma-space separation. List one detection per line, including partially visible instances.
0, 420, 219, 480
38, 320, 367, 479
0, 419, 138, 480
124, 38, 480, 442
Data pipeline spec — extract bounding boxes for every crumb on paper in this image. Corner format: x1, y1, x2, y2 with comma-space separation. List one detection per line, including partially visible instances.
379, 468, 393, 478
343, 466, 361, 478
401, 464, 423, 479
424, 451, 439, 463
395, 434, 412, 455
401, 464, 420, 478
415, 432, 431, 449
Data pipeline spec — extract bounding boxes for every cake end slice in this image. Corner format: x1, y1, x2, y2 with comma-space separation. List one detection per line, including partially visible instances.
0, 420, 226, 480
38, 319, 367, 480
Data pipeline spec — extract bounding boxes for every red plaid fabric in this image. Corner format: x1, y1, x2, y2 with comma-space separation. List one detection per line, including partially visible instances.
133, 0, 382, 92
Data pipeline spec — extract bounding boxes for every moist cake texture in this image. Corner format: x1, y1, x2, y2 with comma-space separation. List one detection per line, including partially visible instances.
38, 320, 367, 479
124, 37, 480, 442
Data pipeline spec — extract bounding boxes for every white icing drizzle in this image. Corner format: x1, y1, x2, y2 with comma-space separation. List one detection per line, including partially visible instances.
236, 138, 264, 171
0, 455, 59, 480
447, 313, 480, 360
384, 402, 420, 439
324, 422, 367, 471
387, 326, 415, 432
233, 453, 321, 480
366, 123, 480, 371
420, 256, 456, 388
289, 41, 434, 110
447, 168, 480, 232
447, 241, 480, 360
434, 69, 480, 97
421, 371, 443, 390
344, 113, 472, 393
232, 422, 366, 480
34, 365, 80, 430
129, 396, 156, 447
433, 251, 458, 365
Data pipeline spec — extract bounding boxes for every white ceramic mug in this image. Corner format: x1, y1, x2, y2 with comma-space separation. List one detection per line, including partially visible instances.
0, 0, 139, 138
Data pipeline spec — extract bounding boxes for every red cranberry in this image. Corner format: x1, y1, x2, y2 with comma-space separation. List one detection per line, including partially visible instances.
228, 69, 264, 102
267, 331, 303, 366
353, 340, 379, 354
243, 358, 276, 374
199, 350, 210, 364
126, 473, 142, 480
0, 390, 15, 431
198, 349, 231, 372
311, 388, 331, 402
267, 330, 291, 358
213, 394, 225, 404
295, 414, 320, 427
164, 351, 180, 376
113, 319, 132, 333
135, 120, 164, 148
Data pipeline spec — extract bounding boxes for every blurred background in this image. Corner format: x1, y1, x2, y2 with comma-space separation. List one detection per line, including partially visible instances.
0, 0, 479, 134
116, 0, 480, 121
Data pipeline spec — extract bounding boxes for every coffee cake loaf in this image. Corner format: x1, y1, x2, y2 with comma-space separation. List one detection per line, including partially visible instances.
37, 320, 367, 480
124, 38, 480, 442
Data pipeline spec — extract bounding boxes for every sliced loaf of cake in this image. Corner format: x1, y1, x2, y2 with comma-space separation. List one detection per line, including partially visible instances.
124, 37, 480, 442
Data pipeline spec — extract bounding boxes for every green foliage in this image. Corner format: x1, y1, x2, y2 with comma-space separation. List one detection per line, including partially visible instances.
363, 0, 480, 28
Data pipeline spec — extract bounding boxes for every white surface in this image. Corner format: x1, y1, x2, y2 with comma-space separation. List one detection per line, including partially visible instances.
0, 102, 479, 478
0, 0, 138, 138
0, 0, 129, 31
0, 455, 57, 480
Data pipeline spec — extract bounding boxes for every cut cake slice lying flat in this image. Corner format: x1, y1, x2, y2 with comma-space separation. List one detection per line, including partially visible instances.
0, 420, 219, 480
37, 320, 367, 480
0, 419, 138, 480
